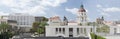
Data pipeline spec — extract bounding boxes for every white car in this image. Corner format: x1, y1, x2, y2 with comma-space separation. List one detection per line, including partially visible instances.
12, 35, 20, 39
31, 34, 39, 37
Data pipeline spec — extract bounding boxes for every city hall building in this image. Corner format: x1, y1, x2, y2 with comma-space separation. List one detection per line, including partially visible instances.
46, 26, 94, 37
46, 5, 95, 37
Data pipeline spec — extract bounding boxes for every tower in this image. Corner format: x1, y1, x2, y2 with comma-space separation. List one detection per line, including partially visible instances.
77, 4, 87, 26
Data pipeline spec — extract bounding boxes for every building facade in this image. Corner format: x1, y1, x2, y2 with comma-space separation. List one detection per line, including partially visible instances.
45, 5, 92, 37
8, 13, 35, 32
8, 13, 35, 27
46, 26, 94, 37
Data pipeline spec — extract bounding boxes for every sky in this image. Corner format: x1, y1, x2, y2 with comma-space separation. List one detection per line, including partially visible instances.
0, 0, 120, 22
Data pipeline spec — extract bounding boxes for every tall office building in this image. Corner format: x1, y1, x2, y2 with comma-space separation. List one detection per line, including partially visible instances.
8, 13, 35, 27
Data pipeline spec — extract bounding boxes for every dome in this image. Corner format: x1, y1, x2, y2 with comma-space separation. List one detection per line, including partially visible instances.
78, 4, 86, 12
78, 8, 86, 12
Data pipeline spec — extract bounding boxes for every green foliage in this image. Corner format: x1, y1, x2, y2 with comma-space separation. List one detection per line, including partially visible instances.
0, 23, 9, 31
0, 32, 14, 39
32, 22, 40, 32
90, 33, 106, 39
96, 25, 110, 33
31, 17, 48, 34
86, 22, 99, 26
0, 23, 10, 32
0, 23, 15, 38
37, 28, 44, 34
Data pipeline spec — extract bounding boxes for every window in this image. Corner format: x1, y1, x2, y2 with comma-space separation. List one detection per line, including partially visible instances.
56, 28, 58, 34
77, 28, 79, 34
59, 28, 61, 33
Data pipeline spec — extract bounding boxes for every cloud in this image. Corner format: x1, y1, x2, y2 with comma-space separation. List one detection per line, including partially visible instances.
103, 7, 120, 12
65, 7, 88, 15
0, 11, 9, 16
100, 12, 110, 17
65, 8, 79, 15
0, 0, 67, 16
40, 0, 67, 7
98, 7, 120, 17
96, 5, 110, 17
96, 4, 102, 8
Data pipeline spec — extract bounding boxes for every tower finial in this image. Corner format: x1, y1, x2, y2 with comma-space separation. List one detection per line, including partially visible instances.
81, 4, 84, 8
80, 2, 83, 8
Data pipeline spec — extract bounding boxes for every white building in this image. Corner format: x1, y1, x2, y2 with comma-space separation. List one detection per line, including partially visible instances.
77, 4, 87, 26
46, 26, 94, 37
8, 13, 35, 31
45, 5, 94, 37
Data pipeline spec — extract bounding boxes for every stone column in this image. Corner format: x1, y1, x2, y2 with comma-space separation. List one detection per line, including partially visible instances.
73, 28, 77, 37
65, 27, 69, 37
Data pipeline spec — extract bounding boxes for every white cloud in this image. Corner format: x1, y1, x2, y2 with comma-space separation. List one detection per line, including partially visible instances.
65, 8, 79, 15
100, 12, 110, 17
40, 0, 67, 7
98, 7, 120, 17
0, 11, 9, 16
0, 0, 67, 16
96, 4, 120, 17
103, 7, 120, 12
65, 8, 88, 15
96, 4, 102, 8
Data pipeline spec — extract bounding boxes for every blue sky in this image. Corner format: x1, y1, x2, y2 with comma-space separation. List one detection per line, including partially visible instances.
0, 0, 120, 22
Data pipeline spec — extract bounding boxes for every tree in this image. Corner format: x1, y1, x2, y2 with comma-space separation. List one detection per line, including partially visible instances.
39, 17, 48, 23
0, 23, 9, 32
96, 25, 110, 33
31, 17, 48, 34
32, 22, 40, 32
0, 23, 14, 38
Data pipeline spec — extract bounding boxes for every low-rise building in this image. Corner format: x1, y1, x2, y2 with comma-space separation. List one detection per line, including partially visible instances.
48, 16, 62, 26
